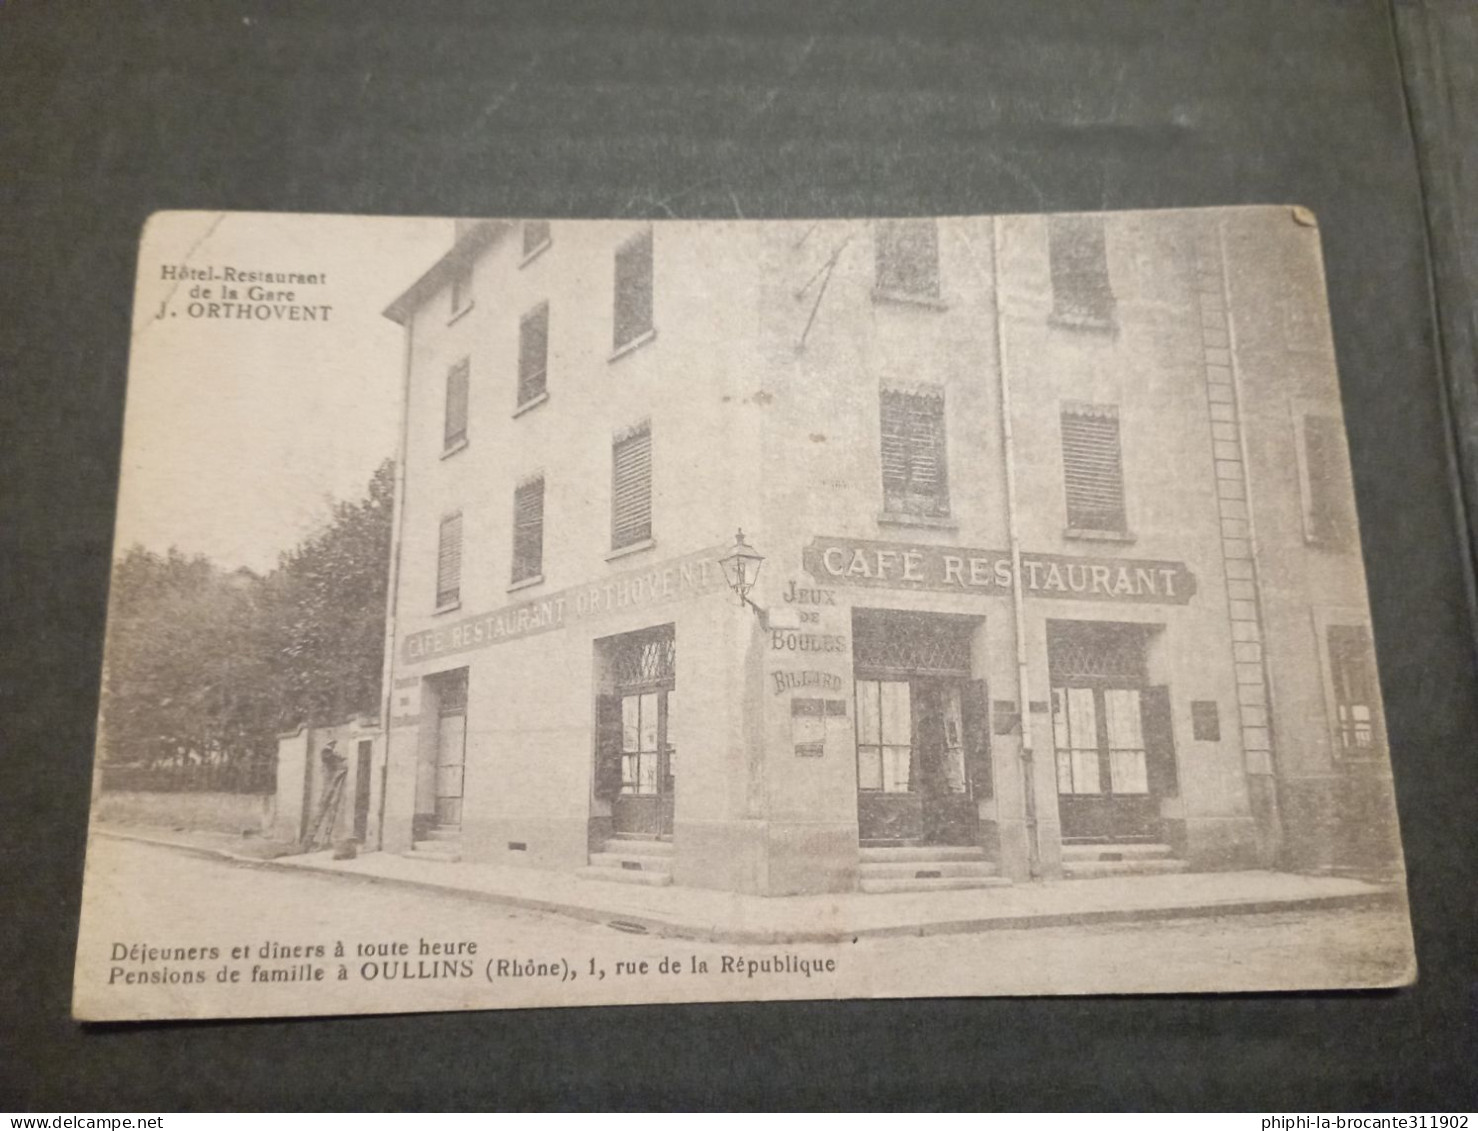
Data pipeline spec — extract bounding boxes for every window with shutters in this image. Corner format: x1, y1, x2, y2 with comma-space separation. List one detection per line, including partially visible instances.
443, 358, 469, 452
1049, 215, 1115, 329
435, 512, 463, 609
522, 220, 551, 261
449, 261, 472, 318
613, 227, 654, 353
1328, 624, 1382, 757
1060, 402, 1128, 535
874, 218, 940, 301
611, 422, 653, 551
1296, 412, 1356, 549
517, 303, 549, 408
511, 475, 544, 585
879, 386, 950, 520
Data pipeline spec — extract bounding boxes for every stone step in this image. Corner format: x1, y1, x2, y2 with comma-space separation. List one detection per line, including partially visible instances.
603, 837, 674, 855
859, 860, 1000, 880
859, 845, 986, 864
423, 826, 463, 842
1060, 842, 1175, 862
1062, 857, 1191, 879
575, 865, 673, 888
588, 852, 674, 874
407, 841, 461, 863
860, 875, 1012, 894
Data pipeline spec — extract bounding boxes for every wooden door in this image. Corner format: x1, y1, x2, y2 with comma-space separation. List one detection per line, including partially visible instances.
435, 710, 466, 828
855, 678, 922, 843
612, 688, 671, 838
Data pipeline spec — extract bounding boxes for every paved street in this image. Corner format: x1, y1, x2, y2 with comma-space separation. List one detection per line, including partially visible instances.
73, 839, 1415, 1021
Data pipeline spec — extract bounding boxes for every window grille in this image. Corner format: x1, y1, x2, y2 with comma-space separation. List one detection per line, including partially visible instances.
612, 626, 676, 690
1046, 621, 1149, 684
436, 513, 462, 608
518, 303, 549, 406
853, 613, 973, 678
1049, 214, 1115, 327
875, 218, 940, 298
523, 220, 551, 257
1328, 624, 1380, 755
880, 386, 950, 518
444, 358, 469, 449
1061, 403, 1126, 533
511, 476, 544, 583
614, 227, 653, 349
611, 422, 652, 549
1302, 414, 1355, 548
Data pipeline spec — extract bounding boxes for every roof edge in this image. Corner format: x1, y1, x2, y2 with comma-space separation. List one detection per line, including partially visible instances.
382, 219, 510, 324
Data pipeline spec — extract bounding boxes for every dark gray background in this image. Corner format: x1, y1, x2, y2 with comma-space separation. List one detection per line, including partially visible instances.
2, 0, 1475, 1110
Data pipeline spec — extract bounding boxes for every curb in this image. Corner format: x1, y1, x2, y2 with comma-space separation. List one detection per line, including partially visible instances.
95, 828, 1405, 945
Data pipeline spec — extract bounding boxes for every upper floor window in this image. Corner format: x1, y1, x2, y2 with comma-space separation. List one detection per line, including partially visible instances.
444, 358, 470, 451
880, 386, 950, 519
1297, 412, 1356, 550
613, 227, 654, 352
1061, 402, 1127, 534
512, 475, 545, 584
522, 220, 551, 260
612, 422, 653, 550
1049, 215, 1115, 329
1327, 624, 1382, 756
875, 218, 940, 300
518, 302, 549, 407
449, 261, 472, 318
436, 512, 463, 609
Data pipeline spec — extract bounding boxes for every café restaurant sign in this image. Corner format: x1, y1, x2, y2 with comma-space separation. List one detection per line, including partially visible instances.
402, 544, 728, 664
803, 537, 1196, 605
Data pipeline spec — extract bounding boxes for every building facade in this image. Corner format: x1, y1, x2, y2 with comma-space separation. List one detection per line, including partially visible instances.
365, 209, 1400, 896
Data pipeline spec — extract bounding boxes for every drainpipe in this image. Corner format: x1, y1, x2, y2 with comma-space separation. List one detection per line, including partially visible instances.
374, 315, 415, 850
990, 217, 1041, 878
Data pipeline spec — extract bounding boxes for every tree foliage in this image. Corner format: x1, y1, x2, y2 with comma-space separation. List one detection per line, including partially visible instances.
100, 459, 394, 785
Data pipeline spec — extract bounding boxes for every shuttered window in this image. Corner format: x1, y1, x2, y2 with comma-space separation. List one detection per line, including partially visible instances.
1061, 403, 1127, 533
444, 358, 469, 450
875, 218, 940, 298
611, 423, 653, 549
1049, 215, 1115, 327
522, 220, 551, 258
436, 513, 463, 608
614, 228, 653, 350
518, 303, 548, 406
880, 387, 950, 518
512, 476, 544, 583
1302, 414, 1355, 549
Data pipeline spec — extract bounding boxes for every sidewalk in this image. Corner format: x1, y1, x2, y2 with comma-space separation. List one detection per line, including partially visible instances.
94, 824, 1403, 945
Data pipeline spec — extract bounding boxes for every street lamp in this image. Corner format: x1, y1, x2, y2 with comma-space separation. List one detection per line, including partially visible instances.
719, 528, 765, 614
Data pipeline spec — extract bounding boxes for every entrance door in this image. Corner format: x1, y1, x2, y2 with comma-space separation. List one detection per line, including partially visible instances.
604, 626, 676, 840
434, 673, 468, 829
1048, 621, 1176, 842
855, 676, 985, 845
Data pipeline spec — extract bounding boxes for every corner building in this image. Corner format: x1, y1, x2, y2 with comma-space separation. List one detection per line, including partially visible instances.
374, 210, 1399, 896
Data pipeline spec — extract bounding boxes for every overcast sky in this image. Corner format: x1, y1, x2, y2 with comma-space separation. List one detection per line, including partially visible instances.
117, 211, 451, 572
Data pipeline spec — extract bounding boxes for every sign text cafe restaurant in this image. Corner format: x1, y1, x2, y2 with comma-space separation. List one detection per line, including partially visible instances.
381, 528, 1275, 895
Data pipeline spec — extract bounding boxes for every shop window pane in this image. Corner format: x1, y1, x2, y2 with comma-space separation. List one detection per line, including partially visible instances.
1110, 749, 1149, 794
621, 696, 639, 753
883, 746, 912, 793
855, 681, 881, 745
1056, 750, 1074, 793
880, 680, 912, 745
639, 692, 658, 751
858, 746, 883, 791
1104, 689, 1144, 749
1070, 749, 1101, 794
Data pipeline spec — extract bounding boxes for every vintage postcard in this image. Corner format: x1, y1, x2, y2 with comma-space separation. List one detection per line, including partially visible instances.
74, 207, 1414, 1021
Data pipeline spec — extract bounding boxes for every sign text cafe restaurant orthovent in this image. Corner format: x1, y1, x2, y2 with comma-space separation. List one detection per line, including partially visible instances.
375, 523, 1285, 896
